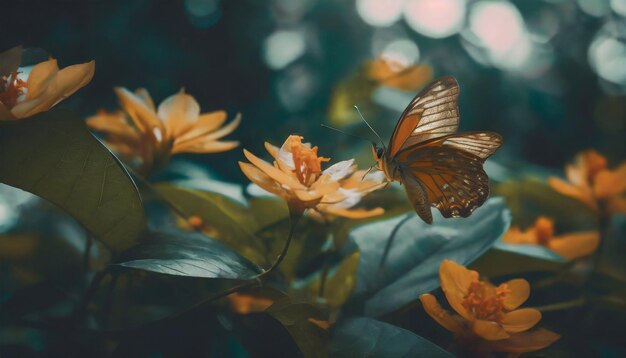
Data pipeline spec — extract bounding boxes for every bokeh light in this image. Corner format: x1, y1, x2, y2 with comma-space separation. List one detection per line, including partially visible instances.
184, 0, 220, 28
356, 0, 406, 27
577, 0, 611, 17
464, 1, 540, 73
380, 38, 420, 66
263, 29, 306, 70
589, 30, 626, 85
611, 0, 626, 17
404, 0, 466, 39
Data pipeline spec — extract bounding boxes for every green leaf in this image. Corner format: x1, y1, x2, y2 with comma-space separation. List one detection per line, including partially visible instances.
293, 252, 360, 309
116, 230, 262, 279
330, 317, 452, 357
351, 197, 511, 317
153, 184, 268, 266
266, 295, 329, 358
0, 110, 145, 251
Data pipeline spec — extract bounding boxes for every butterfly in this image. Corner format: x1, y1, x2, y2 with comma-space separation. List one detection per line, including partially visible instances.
371, 76, 502, 224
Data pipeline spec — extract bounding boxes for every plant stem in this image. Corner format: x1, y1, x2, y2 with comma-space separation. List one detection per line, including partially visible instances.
72, 268, 111, 326
591, 200, 609, 273
261, 213, 301, 276
379, 213, 413, 269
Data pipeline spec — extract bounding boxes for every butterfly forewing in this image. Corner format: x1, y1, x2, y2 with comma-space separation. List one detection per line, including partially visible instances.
403, 146, 490, 219
388, 76, 460, 156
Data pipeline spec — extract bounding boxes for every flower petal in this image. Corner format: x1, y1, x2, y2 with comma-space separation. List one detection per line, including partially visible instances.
0, 46, 22, 77
173, 110, 228, 144
548, 231, 600, 260
12, 60, 95, 119
501, 308, 541, 333
114, 87, 163, 135
439, 260, 477, 321
239, 162, 288, 199
472, 320, 510, 341
319, 206, 384, 219
488, 328, 560, 353
157, 89, 200, 139
243, 149, 305, 190
322, 159, 355, 181
608, 196, 626, 215
502, 279, 530, 310
23, 59, 59, 99
502, 227, 537, 245
548, 177, 597, 211
594, 163, 626, 199
86, 110, 141, 143
264, 141, 292, 172
172, 139, 239, 154
419, 294, 464, 333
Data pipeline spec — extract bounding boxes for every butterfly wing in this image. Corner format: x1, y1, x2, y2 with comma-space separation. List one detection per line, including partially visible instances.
401, 145, 491, 219
387, 76, 460, 157
400, 170, 433, 224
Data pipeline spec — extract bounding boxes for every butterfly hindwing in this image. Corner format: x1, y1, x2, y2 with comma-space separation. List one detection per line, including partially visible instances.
400, 170, 433, 224
388, 76, 460, 156
401, 146, 490, 219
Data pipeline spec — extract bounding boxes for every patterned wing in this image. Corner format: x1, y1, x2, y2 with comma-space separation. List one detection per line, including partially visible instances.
388, 76, 460, 157
397, 131, 503, 161
401, 146, 491, 220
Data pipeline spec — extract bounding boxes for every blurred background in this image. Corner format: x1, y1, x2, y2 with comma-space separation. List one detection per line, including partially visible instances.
1, 0, 625, 182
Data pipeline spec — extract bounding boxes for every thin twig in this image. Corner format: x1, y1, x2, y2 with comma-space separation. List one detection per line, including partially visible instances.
531, 297, 587, 313
379, 213, 413, 268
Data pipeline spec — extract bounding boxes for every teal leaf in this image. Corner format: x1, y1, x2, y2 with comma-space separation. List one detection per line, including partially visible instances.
352, 197, 511, 317
116, 230, 262, 279
330, 317, 452, 357
0, 110, 145, 251
494, 240, 566, 262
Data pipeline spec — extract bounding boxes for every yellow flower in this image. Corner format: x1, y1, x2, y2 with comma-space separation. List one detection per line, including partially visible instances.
549, 150, 626, 215
239, 135, 385, 217
87, 87, 240, 175
503, 216, 600, 260
0, 46, 95, 121
420, 260, 559, 354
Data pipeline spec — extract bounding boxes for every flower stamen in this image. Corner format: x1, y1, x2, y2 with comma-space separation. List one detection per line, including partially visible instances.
462, 281, 508, 323
0, 71, 26, 109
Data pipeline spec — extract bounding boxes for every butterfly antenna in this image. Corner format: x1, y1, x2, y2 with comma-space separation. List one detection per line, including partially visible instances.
354, 105, 385, 149
320, 124, 373, 143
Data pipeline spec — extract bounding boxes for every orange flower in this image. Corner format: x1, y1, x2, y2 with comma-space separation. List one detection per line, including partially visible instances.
87, 87, 240, 175
239, 135, 385, 217
549, 150, 626, 215
503, 216, 600, 260
420, 260, 559, 354
366, 57, 433, 92
0, 46, 95, 121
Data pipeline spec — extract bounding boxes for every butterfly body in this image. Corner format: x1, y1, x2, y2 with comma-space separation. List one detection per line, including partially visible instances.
372, 76, 502, 224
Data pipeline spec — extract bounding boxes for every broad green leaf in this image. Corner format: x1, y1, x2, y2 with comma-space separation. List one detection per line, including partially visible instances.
153, 184, 268, 266
116, 230, 262, 279
330, 317, 452, 357
351, 197, 511, 317
493, 240, 566, 262
293, 252, 360, 310
266, 295, 330, 358
0, 110, 145, 251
